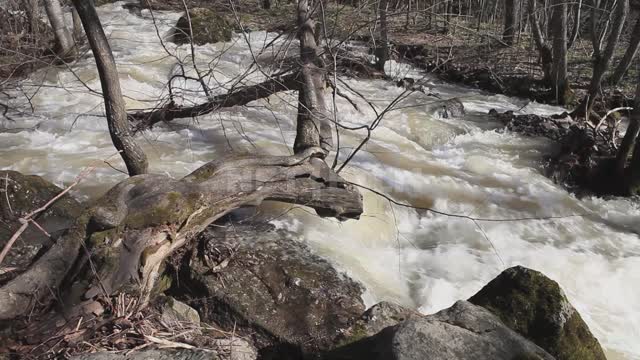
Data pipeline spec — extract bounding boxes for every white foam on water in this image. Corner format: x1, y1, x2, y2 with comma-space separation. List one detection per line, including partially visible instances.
0, 2, 638, 358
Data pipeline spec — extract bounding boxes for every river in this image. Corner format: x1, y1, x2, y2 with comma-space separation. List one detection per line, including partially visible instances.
0, 2, 639, 359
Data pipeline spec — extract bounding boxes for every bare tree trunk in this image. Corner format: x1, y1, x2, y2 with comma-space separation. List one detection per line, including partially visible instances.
622, 74, 640, 192
529, 0, 553, 83
567, 0, 582, 49
444, 0, 451, 33
375, 0, 389, 72
577, 0, 629, 117
550, 0, 568, 104
503, 0, 518, 45
608, 17, 640, 87
72, 7, 83, 43
43, 0, 75, 56
293, 0, 333, 156
21, 0, 41, 34
72, 0, 149, 176
589, 0, 603, 58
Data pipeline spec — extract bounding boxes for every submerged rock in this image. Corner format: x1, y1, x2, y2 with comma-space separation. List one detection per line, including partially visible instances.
172, 8, 233, 45
169, 222, 365, 356
469, 266, 607, 360
439, 98, 465, 118
323, 300, 554, 360
0, 171, 81, 274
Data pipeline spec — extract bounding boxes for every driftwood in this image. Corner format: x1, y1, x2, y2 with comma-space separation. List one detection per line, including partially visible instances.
0, 148, 362, 321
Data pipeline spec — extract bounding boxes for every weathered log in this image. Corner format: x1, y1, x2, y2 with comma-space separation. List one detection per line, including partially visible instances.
0, 148, 362, 321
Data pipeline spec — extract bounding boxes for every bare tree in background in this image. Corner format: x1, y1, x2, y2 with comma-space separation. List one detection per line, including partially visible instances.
550, 0, 568, 104
44, 0, 75, 56
576, 0, 629, 117
529, 0, 569, 104
21, 0, 41, 33
502, 0, 518, 45
72, 0, 148, 175
616, 70, 640, 191
608, 17, 640, 87
375, 0, 390, 72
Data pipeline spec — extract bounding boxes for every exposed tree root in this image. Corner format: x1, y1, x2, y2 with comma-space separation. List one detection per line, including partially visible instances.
0, 148, 362, 322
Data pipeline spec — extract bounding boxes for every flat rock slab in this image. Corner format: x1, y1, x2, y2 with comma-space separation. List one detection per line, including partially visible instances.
170, 222, 365, 355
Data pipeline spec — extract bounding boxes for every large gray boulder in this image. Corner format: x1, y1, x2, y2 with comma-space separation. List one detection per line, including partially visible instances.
323, 300, 554, 360
469, 266, 607, 360
170, 222, 365, 355
0, 171, 81, 274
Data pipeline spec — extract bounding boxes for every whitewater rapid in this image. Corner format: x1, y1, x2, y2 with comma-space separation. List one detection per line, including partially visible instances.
1, 3, 639, 359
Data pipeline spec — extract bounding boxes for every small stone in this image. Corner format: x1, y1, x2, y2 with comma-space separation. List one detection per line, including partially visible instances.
161, 297, 201, 326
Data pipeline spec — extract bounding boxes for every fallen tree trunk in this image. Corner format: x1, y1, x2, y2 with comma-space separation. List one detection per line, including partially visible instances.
129, 73, 301, 132
0, 148, 362, 321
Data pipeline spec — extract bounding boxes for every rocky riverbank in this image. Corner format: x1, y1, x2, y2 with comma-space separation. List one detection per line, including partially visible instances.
0, 172, 609, 359
490, 109, 631, 196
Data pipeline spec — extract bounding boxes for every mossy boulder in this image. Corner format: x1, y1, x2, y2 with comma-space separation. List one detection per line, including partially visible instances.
469, 266, 606, 360
0, 171, 81, 271
172, 8, 233, 45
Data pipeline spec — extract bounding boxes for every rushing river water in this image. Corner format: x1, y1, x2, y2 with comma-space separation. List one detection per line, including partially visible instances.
1, 2, 639, 359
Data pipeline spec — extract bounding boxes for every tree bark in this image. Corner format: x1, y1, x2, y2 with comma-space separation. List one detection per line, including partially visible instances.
550, 0, 568, 105
43, 0, 75, 56
375, 0, 390, 71
503, 0, 518, 45
0, 149, 362, 321
72, 0, 149, 176
577, 0, 629, 117
293, 0, 333, 156
608, 17, 640, 87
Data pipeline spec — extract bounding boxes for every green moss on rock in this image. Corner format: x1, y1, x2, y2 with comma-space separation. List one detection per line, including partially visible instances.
172, 8, 233, 45
469, 266, 606, 360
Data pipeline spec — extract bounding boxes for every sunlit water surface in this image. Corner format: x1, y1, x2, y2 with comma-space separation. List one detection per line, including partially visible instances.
1, 3, 639, 359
